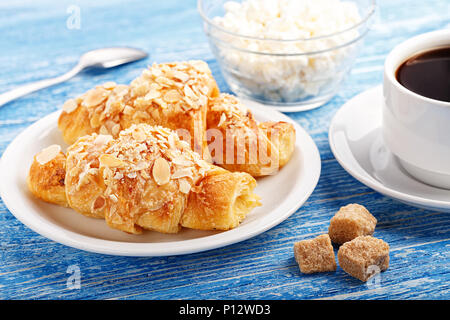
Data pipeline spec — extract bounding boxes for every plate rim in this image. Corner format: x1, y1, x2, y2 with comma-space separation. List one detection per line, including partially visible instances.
329, 85, 450, 210
0, 105, 321, 256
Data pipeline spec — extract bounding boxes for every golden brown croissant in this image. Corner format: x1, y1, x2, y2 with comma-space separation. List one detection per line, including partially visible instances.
56, 60, 295, 177
206, 93, 296, 176
58, 60, 219, 159
27, 124, 260, 234
27, 145, 68, 207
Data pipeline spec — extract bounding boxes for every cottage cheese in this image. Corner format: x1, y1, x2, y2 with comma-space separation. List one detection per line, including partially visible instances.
211, 0, 362, 103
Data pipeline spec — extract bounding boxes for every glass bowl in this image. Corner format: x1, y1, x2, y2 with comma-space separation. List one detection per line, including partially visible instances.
198, 0, 376, 111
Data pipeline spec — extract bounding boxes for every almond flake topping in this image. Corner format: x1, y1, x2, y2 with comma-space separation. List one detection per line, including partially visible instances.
94, 134, 113, 147
114, 172, 123, 180
62, 99, 78, 114
151, 67, 162, 77
127, 172, 137, 179
172, 167, 193, 179
183, 85, 197, 99
123, 105, 134, 115
152, 157, 171, 185
103, 81, 116, 89
128, 60, 215, 113
131, 128, 147, 142
145, 90, 161, 100
99, 125, 109, 135
36, 144, 61, 165
92, 195, 106, 211
99, 154, 125, 168
178, 179, 191, 194
198, 95, 208, 107
111, 124, 121, 136
171, 155, 193, 166
135, 161, 149, 171
114, 84, 128, 94
218, 113, 227, 127
83, 88, 107, 107
173, 71, 189, 82
163, 90, 181, 103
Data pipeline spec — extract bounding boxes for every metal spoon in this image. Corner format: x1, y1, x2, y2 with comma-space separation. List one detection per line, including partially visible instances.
0, 47, 148, 107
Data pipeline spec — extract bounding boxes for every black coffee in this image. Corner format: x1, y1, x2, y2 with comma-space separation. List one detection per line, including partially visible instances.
396, 47, 450, 103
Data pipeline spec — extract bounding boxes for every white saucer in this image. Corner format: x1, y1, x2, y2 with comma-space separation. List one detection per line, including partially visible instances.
0, 104, 321, 256
329, 85, 450, 212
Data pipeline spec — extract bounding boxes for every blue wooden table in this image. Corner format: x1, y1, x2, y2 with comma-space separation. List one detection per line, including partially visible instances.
0, 0, 449, 300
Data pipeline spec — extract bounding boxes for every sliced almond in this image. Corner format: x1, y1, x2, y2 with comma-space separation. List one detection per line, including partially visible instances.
114, 172, 124, 180
178, 179, 191, 194
183, 85, 197, 100
94, 134, 113, 147
62, 99, 78, 113
218, 113, 227, 127
163, 90, 181, 103
103, 81, 116, 89
191, 60, 209, 73
145, 89, 161, 100
113, 84, 129, 95
122, 105, 134, 115
176, 139, 191, 149
132, 110, 150, 120
83, 88, 107, 107
90, 113, 102, 128
99, 125, 109, 135
153, 98, 168, 109
141, 170, 150, 179
135, 161, 150, 171
36, 144, 61, 165
172, 167, 192, 179
149, 83, 161, 91
127, 172, 137, 179
111, 124, 121, 136
173, 71, 189, 82
104, 120, 116, 131
199, 85, 210, 95
155, 76, 172, 87
198, 95, 208, 107
92, 195, 106, 211
172, 155, 193, 166
99, 154, 125, 168
151, 67, 162, 77
152, 157, 171, 185
131, 128, 147, 142
131, 82, 149, 96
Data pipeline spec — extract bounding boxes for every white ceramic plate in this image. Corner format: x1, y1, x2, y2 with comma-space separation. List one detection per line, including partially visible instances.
240, 97, 326, 113
0, 104, 321, 256
329, 85, 450, 212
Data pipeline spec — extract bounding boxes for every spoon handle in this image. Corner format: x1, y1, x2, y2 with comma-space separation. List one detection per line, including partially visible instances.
0, 65, 81, 108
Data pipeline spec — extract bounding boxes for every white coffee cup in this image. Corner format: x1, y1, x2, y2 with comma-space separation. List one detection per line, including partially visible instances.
382, 29, 450, 189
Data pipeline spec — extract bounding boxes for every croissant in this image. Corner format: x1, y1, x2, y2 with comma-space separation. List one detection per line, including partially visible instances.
27, 124, 260, 234
58, 60, 220, 159
57, 60, 295, 177
206, 93, 296, 176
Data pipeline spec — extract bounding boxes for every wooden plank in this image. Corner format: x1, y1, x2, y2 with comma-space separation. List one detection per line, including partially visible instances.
0, 0, 449, 300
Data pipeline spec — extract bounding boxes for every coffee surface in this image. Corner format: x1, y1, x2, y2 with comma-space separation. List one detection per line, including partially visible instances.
396, 47, 450, 103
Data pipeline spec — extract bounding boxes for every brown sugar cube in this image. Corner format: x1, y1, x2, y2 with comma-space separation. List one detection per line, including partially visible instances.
328, 204, 377, 244
337, 236, 389, 282
293, 234, 337, 274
